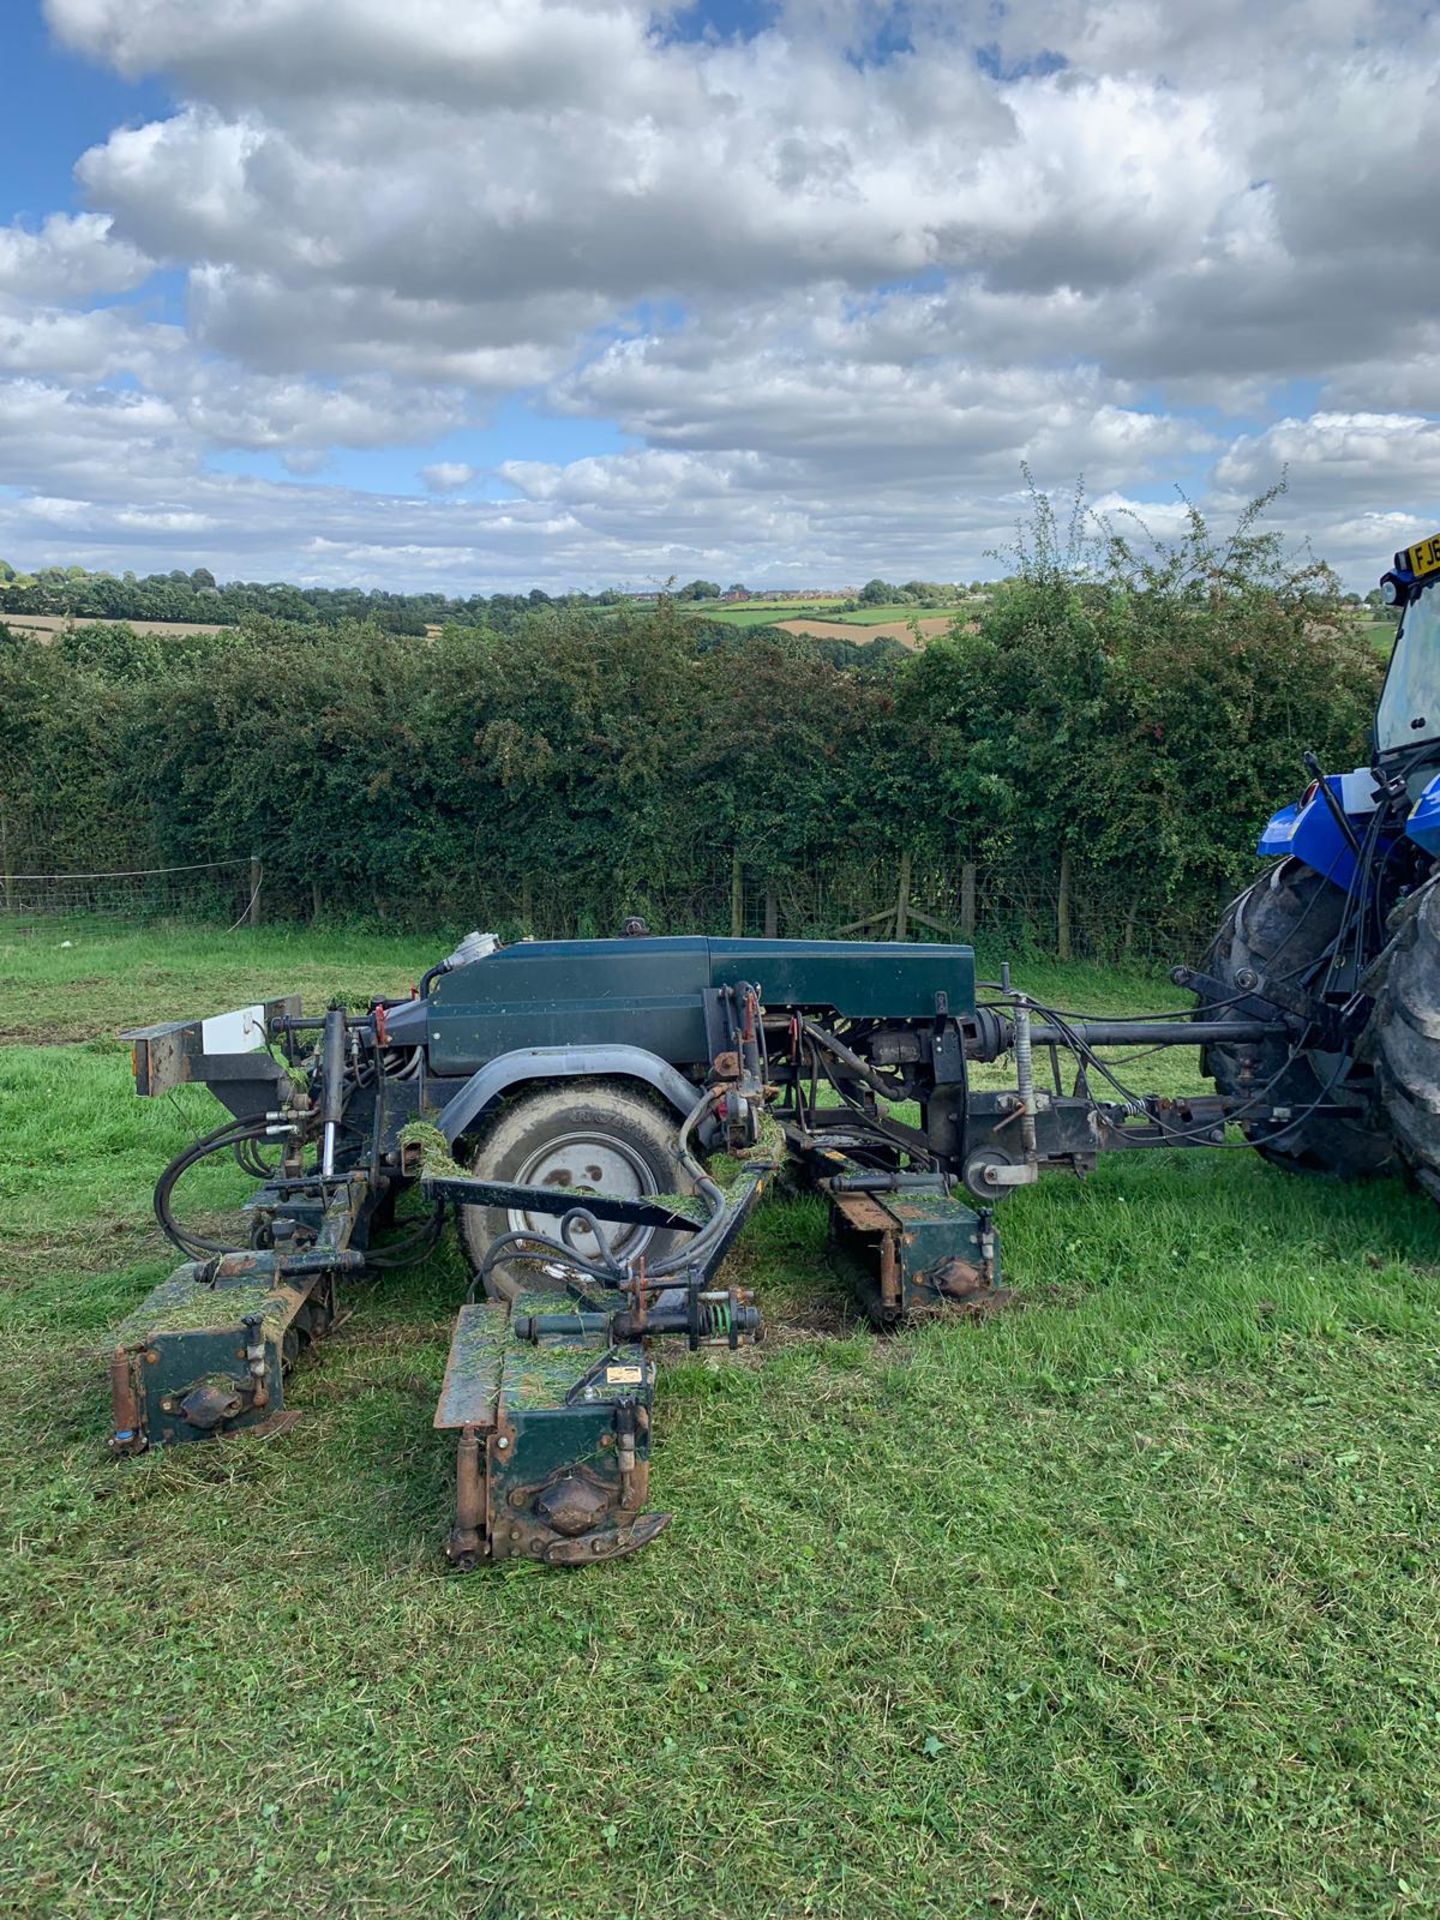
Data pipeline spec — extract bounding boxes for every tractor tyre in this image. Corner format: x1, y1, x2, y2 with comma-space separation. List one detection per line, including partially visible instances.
457, 1079, 697, 1296
1200, 857, 1394, 1179
1368, 873, 1440, 1201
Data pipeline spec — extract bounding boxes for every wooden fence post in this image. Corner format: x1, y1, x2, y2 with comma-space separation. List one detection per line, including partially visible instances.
959, 861, 976, 940
248, 854, 263, 927
730, 851, 744, 937
1122, 895, 1139, 959
895, 850, 912, 942
1057, 845, 1072, 961
764, 887, 778, 938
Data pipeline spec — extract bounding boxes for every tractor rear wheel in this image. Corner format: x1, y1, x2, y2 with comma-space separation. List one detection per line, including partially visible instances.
1368, 873, 1440, 1200
457, 1080, 696, 1297
1200, 857, 1393, 1179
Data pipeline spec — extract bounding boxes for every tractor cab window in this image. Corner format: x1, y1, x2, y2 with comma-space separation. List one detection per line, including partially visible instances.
1376, 580, 1440, 760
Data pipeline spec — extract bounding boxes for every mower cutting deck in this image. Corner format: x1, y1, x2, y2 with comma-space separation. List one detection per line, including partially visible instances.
111, 932, 1306, 1568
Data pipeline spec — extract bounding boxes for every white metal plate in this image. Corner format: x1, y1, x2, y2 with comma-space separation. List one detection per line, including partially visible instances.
200, 1004, 268, 1053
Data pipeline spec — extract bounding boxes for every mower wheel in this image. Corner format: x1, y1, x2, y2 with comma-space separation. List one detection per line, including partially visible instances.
1200, 857, 1394, 1179
1369, 873, 1440, 1201
457, 1079, 697, 1296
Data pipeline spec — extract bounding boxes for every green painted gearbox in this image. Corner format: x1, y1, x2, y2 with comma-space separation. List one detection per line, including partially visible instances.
435, 1288, 665, 1567
109, 1258, 338, 1452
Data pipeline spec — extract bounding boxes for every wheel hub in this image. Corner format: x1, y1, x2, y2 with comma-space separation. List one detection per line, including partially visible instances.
510, 1131, 658, 1262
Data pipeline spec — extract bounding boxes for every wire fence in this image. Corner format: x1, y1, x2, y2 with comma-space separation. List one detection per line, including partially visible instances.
0, 858, 260, 927
454, 850, 1227, 965
0, 846, 1227, 965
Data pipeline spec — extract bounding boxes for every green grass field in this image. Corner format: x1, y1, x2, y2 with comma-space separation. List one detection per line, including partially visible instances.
1361, 618, 1400, 659
3, 924, 1439, 1918
697, 600, 972, 630
689, 602, 819, 627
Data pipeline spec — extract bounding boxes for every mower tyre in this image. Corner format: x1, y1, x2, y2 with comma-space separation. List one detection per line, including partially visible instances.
457, 1079, 697, 1296
1200, 857, 1393, 1180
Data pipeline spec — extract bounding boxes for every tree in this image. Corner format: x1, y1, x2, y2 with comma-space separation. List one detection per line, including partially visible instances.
858, 578, 895, 605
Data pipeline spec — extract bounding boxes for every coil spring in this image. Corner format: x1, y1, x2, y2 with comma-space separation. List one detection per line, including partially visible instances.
693, 1298, 733, 1338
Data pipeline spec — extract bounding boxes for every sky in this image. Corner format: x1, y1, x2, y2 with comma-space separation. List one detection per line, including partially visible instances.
1, 0, 1438, 593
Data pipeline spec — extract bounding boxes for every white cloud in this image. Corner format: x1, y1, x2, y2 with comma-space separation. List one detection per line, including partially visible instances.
0, 0, 1430, 589
173, 370, 470, 451
0, 211, 152, 299
421, 462, 477, 491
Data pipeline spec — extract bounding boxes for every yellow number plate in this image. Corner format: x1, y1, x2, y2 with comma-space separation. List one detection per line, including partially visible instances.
1405, 533, 1440, 579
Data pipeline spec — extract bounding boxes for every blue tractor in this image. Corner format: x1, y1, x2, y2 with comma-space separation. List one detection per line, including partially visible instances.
1199, 532, 1440, 1190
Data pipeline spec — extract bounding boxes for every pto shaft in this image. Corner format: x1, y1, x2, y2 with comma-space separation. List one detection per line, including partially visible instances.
1027, 1018, 1286, 1048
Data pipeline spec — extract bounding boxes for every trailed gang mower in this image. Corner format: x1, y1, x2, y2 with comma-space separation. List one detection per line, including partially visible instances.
108, 534, 1440, 1568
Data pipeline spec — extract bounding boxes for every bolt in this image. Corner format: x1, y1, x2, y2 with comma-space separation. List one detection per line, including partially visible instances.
496, 1435, 509, 1450
509, 1489, 527, 1508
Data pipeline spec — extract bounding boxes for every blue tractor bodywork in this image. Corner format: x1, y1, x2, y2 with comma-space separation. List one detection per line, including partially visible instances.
1257, 529, 1440, 889
1257, 766, 1440, 891
1258, 770, 1384, 894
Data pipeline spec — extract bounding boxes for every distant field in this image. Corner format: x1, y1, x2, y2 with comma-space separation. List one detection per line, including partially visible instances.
689, 605, 814, 628
777, 615, 960, 646
3, 600, 985, 644
0, 611, 230, 639
696, 599, 844, 628
832, 602, 970, 625
700, 599, 977, 633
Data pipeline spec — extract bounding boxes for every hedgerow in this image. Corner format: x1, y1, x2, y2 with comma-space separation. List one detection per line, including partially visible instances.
0, 498, 1382, 951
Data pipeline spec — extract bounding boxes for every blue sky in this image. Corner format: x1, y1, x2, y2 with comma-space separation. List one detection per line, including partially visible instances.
3, 11, 168, 221
1, 0, 1437, 590
2, 5, 634, 505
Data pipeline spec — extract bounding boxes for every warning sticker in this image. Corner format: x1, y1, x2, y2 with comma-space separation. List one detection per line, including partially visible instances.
605, 1364, 644, 1386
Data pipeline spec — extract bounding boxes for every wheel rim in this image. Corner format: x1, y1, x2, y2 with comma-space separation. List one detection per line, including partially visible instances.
509, 1129, 660, 1264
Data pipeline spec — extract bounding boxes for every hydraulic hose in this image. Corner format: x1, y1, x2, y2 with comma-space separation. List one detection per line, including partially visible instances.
155, 1114, 280, 1258
476, 1085, 748, 1295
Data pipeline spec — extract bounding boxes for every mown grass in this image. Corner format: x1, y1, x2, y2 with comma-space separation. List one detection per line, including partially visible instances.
0, 922, 436, 1043
3, 929, 1440, 1918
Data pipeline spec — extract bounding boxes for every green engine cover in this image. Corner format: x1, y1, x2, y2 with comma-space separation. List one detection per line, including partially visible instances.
427, 935, 976, 1075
